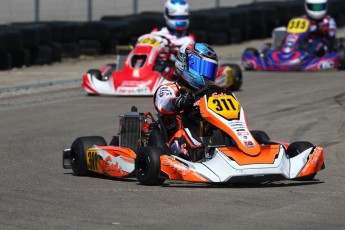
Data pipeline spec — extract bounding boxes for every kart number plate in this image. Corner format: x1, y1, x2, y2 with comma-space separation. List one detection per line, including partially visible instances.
287, 18, 310, 34
138, 37, 159, 47
207, 94, 240, 120
86, 149, 101, 173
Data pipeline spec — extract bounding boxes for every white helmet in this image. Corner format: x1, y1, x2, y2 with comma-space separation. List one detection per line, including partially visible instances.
305, 0, 328, 20
164, 0, 190, 32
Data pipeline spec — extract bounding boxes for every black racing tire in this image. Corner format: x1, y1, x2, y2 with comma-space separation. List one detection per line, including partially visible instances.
101, 39, 118, 54
12, 24, 40, 48
228, 28, 242, 44
102, 63, 117, 79
0, 51, 12, 70
244, 47, 259, 56
1, 27, 23, 52
190, 30, 208, 43
60, 42, 80, 58
48, 42, 62, 62
250, 130, 270, 144
46, 21, 79, 43
87, 69, 103, 81
135, 146, 165, 185
31, 45, 53, 65
286, 141, 314, 158
0, 32, 6, 51
125, 14, 164, 38
77, 22, 109, 41
109, 136, 119, 146
70, 136, 107, 176
287, 141, 316, 180
261, 43, 272, 55
79, 39, 101, 56
226, 64, 243, 91
208, 32, 229, 45
189, 11, 209, 31
11, 48, 31, 68
148, 128, 169, 153
338, 48, 345, 70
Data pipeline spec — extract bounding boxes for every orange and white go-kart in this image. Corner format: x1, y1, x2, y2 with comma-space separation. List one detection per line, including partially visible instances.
63, 85, 324, 185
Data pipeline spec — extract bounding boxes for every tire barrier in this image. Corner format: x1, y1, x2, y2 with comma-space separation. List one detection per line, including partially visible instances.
0, 0, 344, 70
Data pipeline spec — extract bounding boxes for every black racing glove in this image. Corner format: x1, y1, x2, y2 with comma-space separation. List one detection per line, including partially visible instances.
172, 92, 195, 111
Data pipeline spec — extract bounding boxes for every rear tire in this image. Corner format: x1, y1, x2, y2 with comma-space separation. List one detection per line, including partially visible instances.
148, 128, 169, 152
338, 49, 345, 70
251, 130, 270, 144
70, 136, 107, 176
227, 64, 242, 91
109, 135, 119, 146
135, 146, 165, 185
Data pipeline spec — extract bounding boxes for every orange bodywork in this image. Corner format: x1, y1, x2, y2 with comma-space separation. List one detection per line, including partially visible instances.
98, 146, 137, 159
219, 145, 281, 165
298, 146, 324, 177
199, 97, 261, 156
88, 146, 136, 177
160, 155, 209, 182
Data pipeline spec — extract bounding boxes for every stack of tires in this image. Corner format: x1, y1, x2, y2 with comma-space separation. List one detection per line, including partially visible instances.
102, 12, 164, 45
1, 0, 345, 71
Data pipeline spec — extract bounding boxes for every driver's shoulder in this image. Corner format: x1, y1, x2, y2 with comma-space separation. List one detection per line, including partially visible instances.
155, 82, 180, 95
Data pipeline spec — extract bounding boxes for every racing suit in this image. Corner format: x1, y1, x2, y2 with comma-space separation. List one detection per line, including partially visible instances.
150, 27, 195, 61
153, 80, 204, 162
302, 14, 337, 56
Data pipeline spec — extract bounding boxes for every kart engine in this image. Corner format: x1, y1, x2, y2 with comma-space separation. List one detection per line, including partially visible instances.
118, 106, 146, 151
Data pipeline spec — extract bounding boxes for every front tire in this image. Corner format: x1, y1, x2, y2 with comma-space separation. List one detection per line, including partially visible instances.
135, 146, 165, 185
244, 47, 259, 56
251, 130, 270, 144
87, 69, 103, 81
286, 141, 316, 180
70, 136, 107, 176
286, 141, 314, 158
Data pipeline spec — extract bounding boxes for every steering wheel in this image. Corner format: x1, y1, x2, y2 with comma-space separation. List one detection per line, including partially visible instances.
157, 34, 171, 48
193, 85, 232, 100
186, 85, 232, 118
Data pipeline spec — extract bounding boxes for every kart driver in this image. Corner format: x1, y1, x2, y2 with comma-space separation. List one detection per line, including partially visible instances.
302, 0, 337, 56
153, 43, 218, 162
149, 0, 195, 61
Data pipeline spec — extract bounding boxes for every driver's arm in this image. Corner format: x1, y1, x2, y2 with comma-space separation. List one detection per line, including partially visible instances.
172, 91, 195, 111
154, 83, 180, 114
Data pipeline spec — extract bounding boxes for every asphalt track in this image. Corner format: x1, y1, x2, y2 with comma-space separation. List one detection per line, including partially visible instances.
1, 56, 345, 229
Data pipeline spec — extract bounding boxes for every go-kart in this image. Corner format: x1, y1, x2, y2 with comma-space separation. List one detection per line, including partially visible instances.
63, 85, 324, 185
242, 17, 345, 71
82, 33, 242, 96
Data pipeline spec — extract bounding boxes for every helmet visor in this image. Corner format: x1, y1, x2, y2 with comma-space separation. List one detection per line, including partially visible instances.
306, 3, 327, 11
167, 14, 189, 20
188, 53, 218, 81
165, 8, 189, 20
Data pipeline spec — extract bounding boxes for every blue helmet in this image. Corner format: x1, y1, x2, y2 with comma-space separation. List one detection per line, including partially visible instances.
164, 0, 190, 32
175, 43, 219, 89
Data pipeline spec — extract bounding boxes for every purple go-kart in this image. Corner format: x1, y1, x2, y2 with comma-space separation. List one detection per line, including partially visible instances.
242, 17, 345, 71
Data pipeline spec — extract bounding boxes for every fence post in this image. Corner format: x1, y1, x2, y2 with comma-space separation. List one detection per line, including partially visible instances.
133, 0, 138, 14
215, 0, 220, 8
87, 0, 92, 21
35, 0, 40, 22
